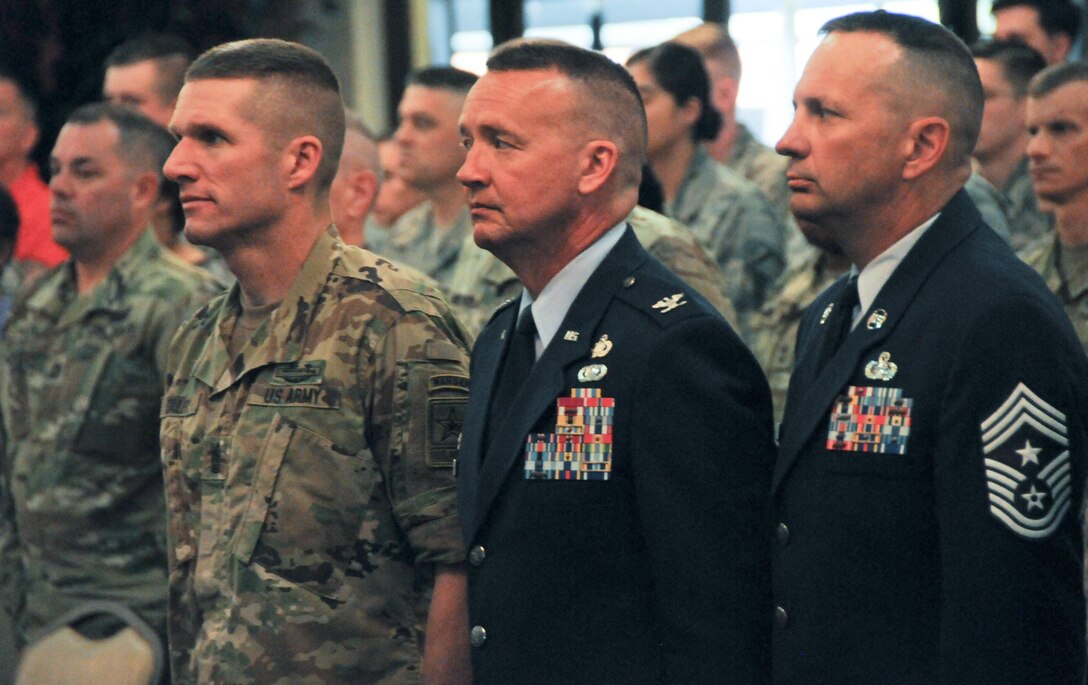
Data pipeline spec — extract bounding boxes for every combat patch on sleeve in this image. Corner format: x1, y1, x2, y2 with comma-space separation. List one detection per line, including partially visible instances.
427, 374, 469, 468
981, 382, 1072, 539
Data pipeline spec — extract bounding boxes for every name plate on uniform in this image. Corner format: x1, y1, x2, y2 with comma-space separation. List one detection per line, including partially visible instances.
525, 388, 614, 481
826, 385, 913, 455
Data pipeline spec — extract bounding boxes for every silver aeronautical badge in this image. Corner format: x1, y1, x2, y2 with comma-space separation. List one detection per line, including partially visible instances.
866, 309, 888, 330
820, 303, 835, 324
591, 334, 613, 359
577, 364, 608, 383
864, 351, 898, 381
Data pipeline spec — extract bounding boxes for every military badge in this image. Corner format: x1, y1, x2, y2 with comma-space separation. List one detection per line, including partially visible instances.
864, 352, 898, 381
577, 364, 608, 382
981, 383, 1071, 539
591, 334, 613, 359
819, 302, 835, 325
270, 360, 326, 385
866, 309, 888, 330
524, 388, 614, 481
652, 293, 687, 313
826, 386, 912, 454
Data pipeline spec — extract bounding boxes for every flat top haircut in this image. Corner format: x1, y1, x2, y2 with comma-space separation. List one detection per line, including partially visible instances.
0, 185, 18, 249
186, 38, 345, 192
971, 39, 1048, 96
627, 42, 722, 143
406, 65, 478, 94
672, 22, 741, 81
65, 102, 175, 177
821, 10, 983, 167
1029, 60, 1088, 98
106, 33, 194, 103
992, 0, 1083, 39
485, 40, 647, 188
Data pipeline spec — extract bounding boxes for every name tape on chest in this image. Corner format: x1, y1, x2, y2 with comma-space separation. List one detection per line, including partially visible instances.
827, 386, 913, 455
981, 382, 1071, 540
525, 388, 614, 481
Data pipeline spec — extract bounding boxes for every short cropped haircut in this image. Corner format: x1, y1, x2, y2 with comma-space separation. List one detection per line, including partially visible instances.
971, 39, 1047, 97
627, 42, 722, 143
0, 185, 19, 249
992, 0, 1082, 39
186, 38, 345, 192
0, 68, 37, 124
106, 33, 193, 104
342, 107, 381, 183
1029, 61, 1088, 98
822, 10, 983, 167
65, 102, 176, 176
406, 65, 477, 95
672, 22, 741, 81
486, 40, 646, 189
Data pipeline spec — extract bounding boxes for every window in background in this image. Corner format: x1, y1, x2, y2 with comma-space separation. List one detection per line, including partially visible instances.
435, 0, 941, 145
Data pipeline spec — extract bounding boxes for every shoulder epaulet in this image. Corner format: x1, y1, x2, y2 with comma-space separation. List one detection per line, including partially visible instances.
613, 265, 715, 329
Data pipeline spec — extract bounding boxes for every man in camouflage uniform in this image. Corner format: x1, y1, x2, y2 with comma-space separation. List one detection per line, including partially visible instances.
162, 39, 471, 684
1023, 63, 1088, 354
0, 104, 217, 649
447, 204, 737, 337
383, 67, 477, 287
971, 39, 1052, 252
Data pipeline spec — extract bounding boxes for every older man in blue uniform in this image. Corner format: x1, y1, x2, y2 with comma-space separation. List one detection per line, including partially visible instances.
455, 42, 776, 684
774, 11, 1087, 684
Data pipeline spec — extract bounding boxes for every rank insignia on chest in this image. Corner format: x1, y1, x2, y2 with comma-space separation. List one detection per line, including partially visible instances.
980, 382, 1071, 540
524, 388, 615, 481
826, 385, 913, 454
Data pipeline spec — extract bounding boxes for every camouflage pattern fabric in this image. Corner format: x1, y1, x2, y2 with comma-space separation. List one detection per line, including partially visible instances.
1003, 158, 1054, 254
161, 226, 470, 685
446, 206, 738, 338
727, 124, 791, 225
964, 171, 1014, 245
746, 249, 849, 429
1022, 235, 1088, 355
381, 202, 471, 289
0, 229, 218, 645
664, 146, 787, 322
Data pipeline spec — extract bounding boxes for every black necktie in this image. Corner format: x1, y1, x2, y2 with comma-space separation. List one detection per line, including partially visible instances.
815, 275, 859, 371
486, 308, 537, 450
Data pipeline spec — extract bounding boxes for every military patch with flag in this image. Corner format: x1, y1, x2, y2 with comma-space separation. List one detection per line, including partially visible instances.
826, 386, 913, 454
525, 388, 614, 481
981, 382, 1072, 539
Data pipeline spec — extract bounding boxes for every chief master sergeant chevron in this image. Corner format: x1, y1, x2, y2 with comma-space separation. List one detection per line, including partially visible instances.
773, 11, 1087, 684
455, 41, 776, 684
160, 39, 472, 684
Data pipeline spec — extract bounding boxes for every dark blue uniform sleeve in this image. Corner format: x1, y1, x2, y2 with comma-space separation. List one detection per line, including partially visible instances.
935, 296, 1086, 684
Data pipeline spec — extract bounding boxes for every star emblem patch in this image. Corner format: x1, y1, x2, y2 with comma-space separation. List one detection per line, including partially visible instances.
981, 383, 1072, 539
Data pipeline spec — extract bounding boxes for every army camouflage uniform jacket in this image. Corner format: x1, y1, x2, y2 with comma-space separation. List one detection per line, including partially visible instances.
664, 146, 787, 321
1023, 234, 1088, 355
160, 227, 470, 684
0, 229, 218, 643
446, 206, 738, 338
1003, 157, 1054, 254
382, 202, 472, 289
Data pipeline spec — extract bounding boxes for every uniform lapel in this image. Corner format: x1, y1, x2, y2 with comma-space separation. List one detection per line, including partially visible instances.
774, 190, 982, 491
465, 228, 647, 542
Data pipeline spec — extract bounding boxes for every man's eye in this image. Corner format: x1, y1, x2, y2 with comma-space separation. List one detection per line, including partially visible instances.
461, 137, 473, 150
494, 138, 512, 150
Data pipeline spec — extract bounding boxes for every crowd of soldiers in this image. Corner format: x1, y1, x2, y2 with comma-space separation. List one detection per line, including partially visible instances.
0, 0, 1087, 683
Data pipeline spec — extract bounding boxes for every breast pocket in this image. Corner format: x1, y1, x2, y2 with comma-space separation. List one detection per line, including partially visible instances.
231, 413, 380, 600
74, 348, 162, 463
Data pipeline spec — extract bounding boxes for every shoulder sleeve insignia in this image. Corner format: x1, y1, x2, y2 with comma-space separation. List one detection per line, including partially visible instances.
652, 292, 688, 314
981, 382, 1072, 539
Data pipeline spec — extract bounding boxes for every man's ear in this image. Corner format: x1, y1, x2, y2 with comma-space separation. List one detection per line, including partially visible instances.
285, 135, 323, 190
132, 171, 161, 211
901, 116, 951, 181
577, 140, 619, 195
345, 169, 380, 221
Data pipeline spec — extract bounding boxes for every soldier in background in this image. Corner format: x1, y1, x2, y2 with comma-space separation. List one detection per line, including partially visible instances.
0, 103, 217, 656
1022, 62, 1088, 353
383, 66, 477, 287
992, 0, 1081, 65
329, 108, 381, 249
971, 39, 1051, 251
0, 186, 19, 330
626, 41, 786, 328
162, 39, 471, 684
366, 138, 426, 254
